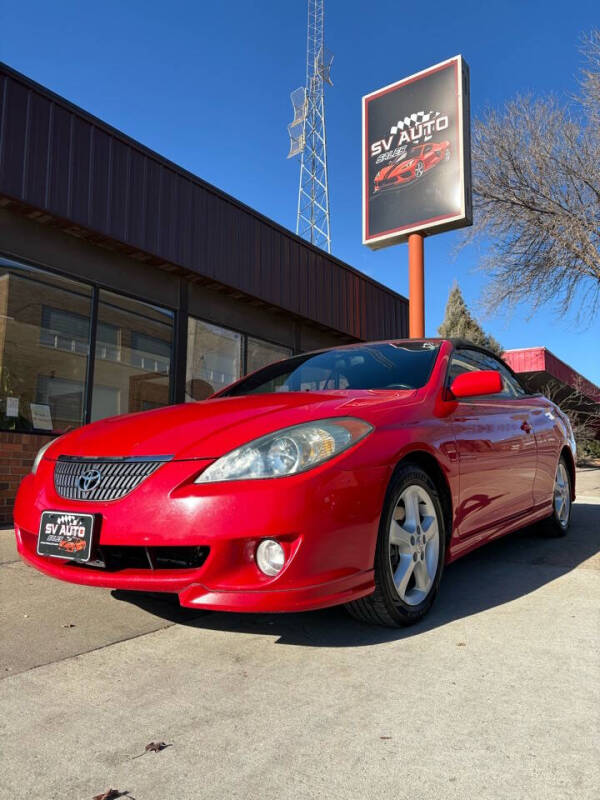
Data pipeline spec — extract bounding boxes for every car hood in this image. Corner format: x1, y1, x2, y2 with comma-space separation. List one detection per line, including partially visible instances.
46, 390, 420, 461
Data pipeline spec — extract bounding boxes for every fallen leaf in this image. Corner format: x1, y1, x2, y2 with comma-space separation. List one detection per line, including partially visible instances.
145, 741, 170, 753
132, 741, 172, 759
93, 790, 123, 800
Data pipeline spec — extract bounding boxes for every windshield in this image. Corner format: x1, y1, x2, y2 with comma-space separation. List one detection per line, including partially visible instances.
222, 342, 440, 396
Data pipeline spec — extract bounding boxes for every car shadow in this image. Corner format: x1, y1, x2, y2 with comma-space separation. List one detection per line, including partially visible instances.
112, 501, 599, 647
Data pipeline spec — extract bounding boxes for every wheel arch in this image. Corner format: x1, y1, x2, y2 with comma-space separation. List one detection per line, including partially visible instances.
391, 449, 454, 542
560, 445, 576, 500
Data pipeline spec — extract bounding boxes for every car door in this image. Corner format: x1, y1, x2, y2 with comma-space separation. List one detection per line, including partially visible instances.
448, 348, 537, 539
422, 143, 435, 169
524, 395, 567, 507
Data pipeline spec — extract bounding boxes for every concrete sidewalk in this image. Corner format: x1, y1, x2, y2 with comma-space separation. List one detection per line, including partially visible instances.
1, 471, 598, 799
576, 464, 600, 497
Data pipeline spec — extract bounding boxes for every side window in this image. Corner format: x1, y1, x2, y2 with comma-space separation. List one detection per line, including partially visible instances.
450, 349, 526, 398
481, 354, 527, 398
505, 370, 529, 396
448, 350, 480, 383
467, 350, 511, 397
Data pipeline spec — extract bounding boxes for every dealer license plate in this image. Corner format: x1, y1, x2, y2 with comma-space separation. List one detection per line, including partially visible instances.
37, 511, 97, 562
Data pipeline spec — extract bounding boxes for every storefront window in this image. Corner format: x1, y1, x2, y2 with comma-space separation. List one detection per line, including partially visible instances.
186, 318, 241, 400
90, 291, 173, 421
0, 257, 92, 433
1, 256, 297, 431
247, 337, 292, 374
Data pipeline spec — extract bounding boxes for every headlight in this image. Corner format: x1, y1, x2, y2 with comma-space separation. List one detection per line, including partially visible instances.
195, 417, 372, 483
32, 438, 57, 475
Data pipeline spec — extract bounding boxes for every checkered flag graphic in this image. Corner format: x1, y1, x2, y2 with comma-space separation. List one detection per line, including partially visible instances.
57, 514, 78, 526
389, 110, 441, 142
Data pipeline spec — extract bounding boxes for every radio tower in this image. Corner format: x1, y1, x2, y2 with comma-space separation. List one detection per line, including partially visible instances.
287, 0, 333, 253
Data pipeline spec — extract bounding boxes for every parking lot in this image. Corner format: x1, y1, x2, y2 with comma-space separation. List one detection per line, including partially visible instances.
1, 468, 599, 800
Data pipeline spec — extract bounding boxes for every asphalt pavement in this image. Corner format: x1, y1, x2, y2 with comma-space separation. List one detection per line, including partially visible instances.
1, 469, 599, 800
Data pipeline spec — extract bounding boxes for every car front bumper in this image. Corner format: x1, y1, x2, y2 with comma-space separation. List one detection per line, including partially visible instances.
14, 454, 388, 612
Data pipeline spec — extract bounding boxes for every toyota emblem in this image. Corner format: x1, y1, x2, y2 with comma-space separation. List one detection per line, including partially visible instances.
78, 469, 102, 492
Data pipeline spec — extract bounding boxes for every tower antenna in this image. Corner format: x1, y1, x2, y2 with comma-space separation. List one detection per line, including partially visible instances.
287, 0, 333, 253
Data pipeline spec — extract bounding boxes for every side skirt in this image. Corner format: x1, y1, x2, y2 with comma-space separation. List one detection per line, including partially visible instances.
446, 501, 553, 563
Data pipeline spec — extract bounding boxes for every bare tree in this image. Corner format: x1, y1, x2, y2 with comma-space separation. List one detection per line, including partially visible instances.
579, 30, 600, 127
467, 31, 600, 321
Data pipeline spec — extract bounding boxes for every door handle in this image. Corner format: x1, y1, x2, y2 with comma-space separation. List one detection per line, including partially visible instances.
520, 420, 532, 434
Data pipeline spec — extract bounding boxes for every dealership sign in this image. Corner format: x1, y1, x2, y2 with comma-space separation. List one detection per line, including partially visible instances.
362, 55, 472, 249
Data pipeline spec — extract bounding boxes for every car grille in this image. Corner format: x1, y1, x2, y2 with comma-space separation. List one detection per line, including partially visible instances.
54, 456, 172, 501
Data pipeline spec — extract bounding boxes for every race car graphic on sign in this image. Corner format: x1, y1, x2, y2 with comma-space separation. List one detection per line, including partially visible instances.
373, 140, 451, 192
362, 56, 472, 249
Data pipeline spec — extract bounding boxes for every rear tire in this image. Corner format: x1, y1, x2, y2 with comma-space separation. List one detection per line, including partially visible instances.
346, 464, 446, 627
542, 456, 572, 537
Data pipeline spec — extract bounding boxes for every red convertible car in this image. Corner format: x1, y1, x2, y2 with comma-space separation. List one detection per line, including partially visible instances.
373, 140, 450, 193
14, 339, 575, 627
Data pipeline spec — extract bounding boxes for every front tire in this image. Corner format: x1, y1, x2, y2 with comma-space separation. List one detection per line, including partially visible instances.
414, 161, 425, 178
543, 456, 572, 537
346, 465, 446, 627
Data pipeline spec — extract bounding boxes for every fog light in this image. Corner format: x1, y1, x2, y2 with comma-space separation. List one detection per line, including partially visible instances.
256, 539, 285, 576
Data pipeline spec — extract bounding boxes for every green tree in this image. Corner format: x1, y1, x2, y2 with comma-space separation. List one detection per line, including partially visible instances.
438, 283, 503, 355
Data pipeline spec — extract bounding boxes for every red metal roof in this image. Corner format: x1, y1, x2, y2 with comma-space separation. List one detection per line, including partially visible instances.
504, 347, 600, 403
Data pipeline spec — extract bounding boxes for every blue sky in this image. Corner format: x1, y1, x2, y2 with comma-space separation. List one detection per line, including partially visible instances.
2, 0, 599, 383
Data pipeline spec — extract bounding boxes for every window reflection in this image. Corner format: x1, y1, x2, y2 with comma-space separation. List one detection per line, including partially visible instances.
247, 337, 291, 375
90, 291, 173, 421
0, 258, 91, 433
186, 318, 241, 401
1, 257, 298, 430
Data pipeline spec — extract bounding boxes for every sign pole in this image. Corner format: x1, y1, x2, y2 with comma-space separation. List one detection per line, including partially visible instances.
362, 56, 472, 340
408, 232, 425, 338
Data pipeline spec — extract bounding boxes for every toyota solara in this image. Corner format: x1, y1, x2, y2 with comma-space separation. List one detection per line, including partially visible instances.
14, 338, 575, 627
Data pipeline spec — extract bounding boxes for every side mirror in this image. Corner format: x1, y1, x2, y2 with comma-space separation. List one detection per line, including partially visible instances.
450, 370, 502, 399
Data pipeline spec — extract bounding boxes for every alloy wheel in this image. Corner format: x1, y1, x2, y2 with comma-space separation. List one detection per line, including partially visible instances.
415, 161, 424, 178
554, 462, 570, 527
389, 484, 440, 606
